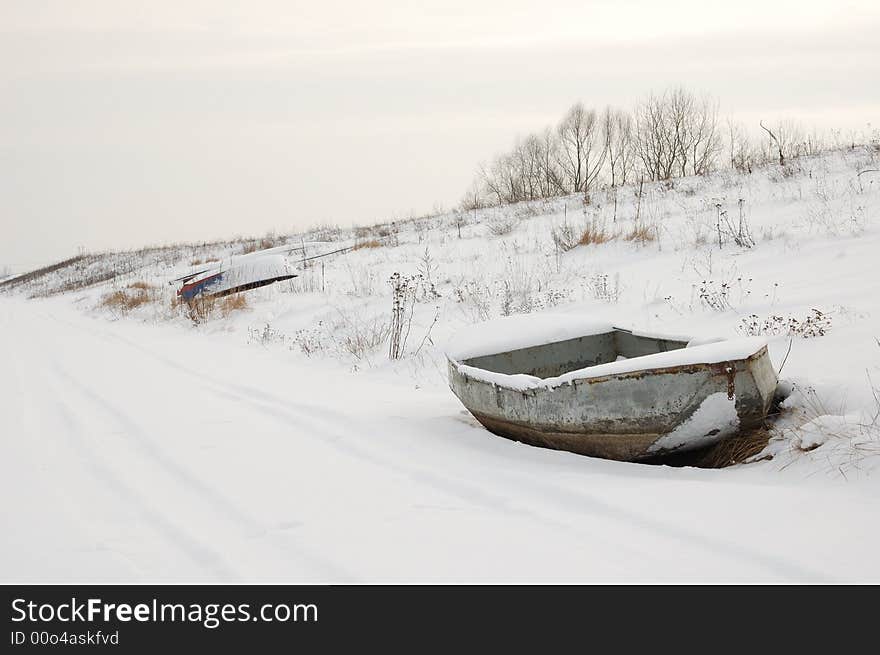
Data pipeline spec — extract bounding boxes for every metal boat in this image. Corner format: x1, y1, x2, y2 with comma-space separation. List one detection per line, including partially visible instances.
446, 319, 777, 462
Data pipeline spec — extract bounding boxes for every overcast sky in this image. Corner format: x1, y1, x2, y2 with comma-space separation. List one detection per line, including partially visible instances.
2, 1, 878, 271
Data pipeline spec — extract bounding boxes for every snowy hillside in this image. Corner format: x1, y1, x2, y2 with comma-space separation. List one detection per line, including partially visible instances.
2, 145, 880, 582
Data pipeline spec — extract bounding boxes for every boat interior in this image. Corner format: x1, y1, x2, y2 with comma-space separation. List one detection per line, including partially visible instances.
458, 328, 689, 379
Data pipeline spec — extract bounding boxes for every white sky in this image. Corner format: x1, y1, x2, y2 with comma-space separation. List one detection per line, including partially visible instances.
2, 1, 879, 270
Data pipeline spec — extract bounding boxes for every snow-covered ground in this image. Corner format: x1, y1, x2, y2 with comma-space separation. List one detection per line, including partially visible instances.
2, 146, 880, 582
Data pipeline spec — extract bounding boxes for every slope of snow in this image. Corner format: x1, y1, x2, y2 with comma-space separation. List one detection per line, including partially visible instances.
3, 146, 880, 582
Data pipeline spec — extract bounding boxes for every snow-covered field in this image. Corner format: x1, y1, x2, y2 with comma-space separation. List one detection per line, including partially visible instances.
2, 146, 880, 582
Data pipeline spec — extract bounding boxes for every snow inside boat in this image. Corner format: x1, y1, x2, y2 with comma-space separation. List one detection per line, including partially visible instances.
446, 315, 778, 462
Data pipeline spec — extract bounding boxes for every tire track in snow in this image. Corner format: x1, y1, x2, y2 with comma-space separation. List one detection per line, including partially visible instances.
488, 468, 832, 582
49, 384, 241, 581
51, 360, 356, 582
75, 319, 371, 434
47, 318, 644, 557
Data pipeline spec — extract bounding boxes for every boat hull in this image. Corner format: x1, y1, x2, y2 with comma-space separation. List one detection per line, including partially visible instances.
177, 255, 296, 301
447, 329, 777, 462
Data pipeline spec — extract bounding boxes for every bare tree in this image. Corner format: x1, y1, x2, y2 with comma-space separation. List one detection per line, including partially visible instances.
684, 93, 721, 176
635, 87, 720, 180
460, 179, 485, 212
726, 120, 757, 173
760, 119, 811, 165
539, 127, 566, 197
604, 107, 636, 187
634, 92, 674, 180
487, 152, 521, 204
556, 103, 608, 193
760, 120, 786, 166
514, 137, 539, 201
466, 86, 838, 209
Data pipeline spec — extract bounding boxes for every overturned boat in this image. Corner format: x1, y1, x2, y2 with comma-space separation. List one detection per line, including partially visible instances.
173, 242, 355, 301
446, 315, 778, 462
177, 254, 296, 301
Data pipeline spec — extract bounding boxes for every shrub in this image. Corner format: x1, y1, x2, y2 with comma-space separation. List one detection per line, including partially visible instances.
248, 323, 286, 347
551, 223, 579, 252
738, 309, 831, 338
388, 272, 417, 360
589, 273, 620, 303
695, 280, 731, 311
291, 312, 391, 361
487, 217, 516, 236
578, 221, 612, 246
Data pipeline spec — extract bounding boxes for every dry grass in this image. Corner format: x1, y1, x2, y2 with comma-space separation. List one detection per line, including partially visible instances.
353, 239, 383, 250
692, 428, 772, 468
180, 294, 215, 324
355, 224, 394, 239
578, 222, 613, 246
623, 222, 657, 243
644, 427, 772, 468
172, 292, 248, 323
101, 285, 156, 313
241, 235, 282, 255
190, 257, 219, 266
219, 293, 248, 316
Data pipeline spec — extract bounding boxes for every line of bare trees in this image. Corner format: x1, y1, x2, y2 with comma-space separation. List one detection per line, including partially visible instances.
465, 86, 847, 209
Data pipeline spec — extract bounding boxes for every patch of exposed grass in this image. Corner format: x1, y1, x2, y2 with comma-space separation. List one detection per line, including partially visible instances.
578, 222, 613, 246
623, 222, 657, 243
179, 294, 215, 324
127, 280, 156, 291
219, 293, 248, 316
101, 286, 156, 314
353, 239, 383, 250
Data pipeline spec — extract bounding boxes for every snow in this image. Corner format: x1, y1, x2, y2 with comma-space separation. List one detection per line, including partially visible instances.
444, 314, 614, 361
3, 147, 880, 582
213, 255, 294, 291
456, 365, 543, 391
648, 393, 740, 453
445, 314, 716, 364
548, 337, 768, 386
